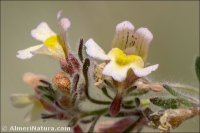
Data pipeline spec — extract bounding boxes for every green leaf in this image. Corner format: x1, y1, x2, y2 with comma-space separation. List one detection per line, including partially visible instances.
126, 86, 137, 94
163, 85, 197, 107
127, 89, 148, 96
195, 56, 200, 81
42, 94, 55, 102
163, 84, 180, 97
37, 86, 51, 95
101, 86, 113, 100
150, 97, 180, 109
178, 98, 193, 107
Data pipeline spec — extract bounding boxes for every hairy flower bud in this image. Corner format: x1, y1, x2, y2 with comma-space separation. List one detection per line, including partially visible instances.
60, 53, 80, 76
58, 96, 72, 109
52, 72, 71, 95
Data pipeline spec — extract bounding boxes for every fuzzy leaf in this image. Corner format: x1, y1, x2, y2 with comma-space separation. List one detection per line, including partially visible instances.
195, 56, 200, 81
41, 94, 55, 102
163, 85, 196, 107
126, 86, 137, 94
39, 80, 56, 95
150, 97, 180, 109
37, 86, 51, 95
178, 98, 193, 107
128, 89, 148, 96
163, 84, 180, 96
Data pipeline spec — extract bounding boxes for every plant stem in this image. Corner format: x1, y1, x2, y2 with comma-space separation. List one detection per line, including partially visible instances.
83, 58, 111, 105
101, 86, 113, 100
88, 115, 101, 133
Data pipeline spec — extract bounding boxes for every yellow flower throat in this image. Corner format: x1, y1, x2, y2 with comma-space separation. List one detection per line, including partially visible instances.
111, 48, 144, 67
44, 35, 60, 47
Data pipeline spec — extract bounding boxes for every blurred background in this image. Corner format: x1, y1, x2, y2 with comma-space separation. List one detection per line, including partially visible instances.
1, 1, 199, 132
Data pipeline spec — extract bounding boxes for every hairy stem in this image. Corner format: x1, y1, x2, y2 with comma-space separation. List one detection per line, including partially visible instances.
83, 58, 111, 105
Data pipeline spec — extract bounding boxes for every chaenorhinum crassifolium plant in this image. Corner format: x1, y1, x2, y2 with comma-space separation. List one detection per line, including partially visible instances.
11, 12, 200, 133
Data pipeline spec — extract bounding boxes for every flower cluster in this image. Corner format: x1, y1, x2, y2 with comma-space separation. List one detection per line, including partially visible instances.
11, 12, 199, 133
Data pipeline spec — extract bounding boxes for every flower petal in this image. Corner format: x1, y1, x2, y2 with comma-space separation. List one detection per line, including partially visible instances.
31, 22, 56, 42
59, 18, 71, 31
45, 42, 66, 60
10, 94, 35, 108
112, 21, 135, 50
23, 72, 48, 89
132, 64, 159, 77
32, 45, 52, 55
85, 39, 109, 61
56, 11, 71, 57
102, 61, 130, 82
24, 100, 44, 122
16, 44, 45, 59
125, 27, 153, 61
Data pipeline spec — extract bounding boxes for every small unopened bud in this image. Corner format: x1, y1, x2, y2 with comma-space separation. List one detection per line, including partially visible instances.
137, 82, 164, 92
58, 96, 72, 109
52, 72, 71, 96
60, 53, 80, 76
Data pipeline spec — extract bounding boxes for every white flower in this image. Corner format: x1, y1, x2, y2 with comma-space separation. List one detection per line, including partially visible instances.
112, 21, 153, 62
85, 21, 158, 82
10, 72, 55, 121
10, 94, 44, 122
16, 13, 70, 60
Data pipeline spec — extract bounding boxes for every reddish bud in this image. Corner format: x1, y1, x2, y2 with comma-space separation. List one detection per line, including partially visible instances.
60, 53, 80, 76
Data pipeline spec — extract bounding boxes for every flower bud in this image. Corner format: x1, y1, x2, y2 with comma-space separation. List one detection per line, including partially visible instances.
58, 96, 72, 109
52, 72, 71, 96
60, 53, 80, 76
